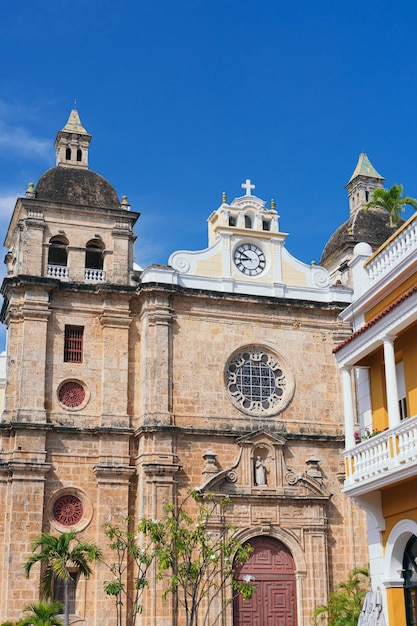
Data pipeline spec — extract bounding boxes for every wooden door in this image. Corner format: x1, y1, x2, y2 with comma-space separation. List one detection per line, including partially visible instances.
234, 537, 297, 626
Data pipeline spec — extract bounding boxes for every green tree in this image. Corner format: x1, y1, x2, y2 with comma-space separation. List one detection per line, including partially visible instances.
365, 184, 417, 227
18, 601, 64, 626
23, 531, 102, 626
313, 566, 369, 626
102, 518, 153, 626
138, 491, 255, 626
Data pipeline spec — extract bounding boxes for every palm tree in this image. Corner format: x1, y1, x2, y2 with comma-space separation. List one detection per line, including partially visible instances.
18, 600, 64, 626
365, 184, 417, 227
24, 531, 102, 626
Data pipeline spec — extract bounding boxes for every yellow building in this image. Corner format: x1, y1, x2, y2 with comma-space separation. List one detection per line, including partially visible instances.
334, 213, 417, 626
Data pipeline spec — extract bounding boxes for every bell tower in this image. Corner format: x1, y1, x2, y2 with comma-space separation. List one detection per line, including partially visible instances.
345, 152, 385, 217
54, 108, 92, 169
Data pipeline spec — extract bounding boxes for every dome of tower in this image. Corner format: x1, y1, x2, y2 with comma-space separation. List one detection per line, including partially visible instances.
35, 166, 120, 209
320, 207, 402, 265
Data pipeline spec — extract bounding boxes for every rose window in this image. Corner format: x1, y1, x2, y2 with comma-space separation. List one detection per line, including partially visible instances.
53, 495, 84, 526
226, 348, 294, 417
58, 381, 85, 408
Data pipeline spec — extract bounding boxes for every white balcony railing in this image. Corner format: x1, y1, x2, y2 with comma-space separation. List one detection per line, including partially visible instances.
84, 268, 106, 283
47, 265, 69, 280
47, 265, 106, 283
366, 216, 417, 283
344, 414, 417, 491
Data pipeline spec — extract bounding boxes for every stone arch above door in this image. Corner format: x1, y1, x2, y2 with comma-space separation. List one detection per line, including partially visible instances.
234, 536, 298, 626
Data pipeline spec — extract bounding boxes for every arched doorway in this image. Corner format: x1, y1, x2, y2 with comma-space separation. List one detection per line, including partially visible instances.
234, 536, 297, 626
404, 535, 417, 626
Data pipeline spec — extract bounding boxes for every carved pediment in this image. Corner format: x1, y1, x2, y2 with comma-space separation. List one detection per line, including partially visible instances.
197, 429, 331, 501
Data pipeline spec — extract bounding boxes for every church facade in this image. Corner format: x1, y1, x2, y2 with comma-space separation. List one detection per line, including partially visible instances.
0, 111, 367, 625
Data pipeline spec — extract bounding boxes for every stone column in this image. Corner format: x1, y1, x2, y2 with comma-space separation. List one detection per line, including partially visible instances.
341, 366, 355, 449
383, 336, 401, 428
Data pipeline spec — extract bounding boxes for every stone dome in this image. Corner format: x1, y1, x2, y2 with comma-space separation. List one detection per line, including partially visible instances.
320, 208, 402, 264
35, 166, 120, 209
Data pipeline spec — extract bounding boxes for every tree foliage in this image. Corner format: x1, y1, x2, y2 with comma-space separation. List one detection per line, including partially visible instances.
365, 184, 417, 226
18, 601, 64, 626
138, 490, 255, 626
102, 518, 153, 626
312, 566, 370, 626
23, 531, 102, 626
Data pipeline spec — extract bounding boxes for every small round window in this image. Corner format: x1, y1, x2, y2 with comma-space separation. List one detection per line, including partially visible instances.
48, 488, 93, 533
53, 495, 84, 527
225, 347, 294, 417
58, 380, 86, 409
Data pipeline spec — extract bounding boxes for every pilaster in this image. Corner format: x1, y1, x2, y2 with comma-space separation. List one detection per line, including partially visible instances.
140, 293, 173, 425
93, 462, 135, 626
99, 297, 132, 428
136, 431, 181, 626
4, 288, 50, 423
0, 456, 50, 621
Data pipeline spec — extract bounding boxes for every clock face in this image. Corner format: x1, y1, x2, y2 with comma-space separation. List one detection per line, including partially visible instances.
233, 243, 266, 276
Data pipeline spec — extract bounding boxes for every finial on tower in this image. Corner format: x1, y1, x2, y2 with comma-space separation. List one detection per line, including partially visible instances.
222, 191, 227, 203
25, 182, 35, 198
121, 195, 131, 210
270, 199, 276, 211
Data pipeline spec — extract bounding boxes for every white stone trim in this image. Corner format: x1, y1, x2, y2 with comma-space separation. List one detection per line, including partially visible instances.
383, 519, 417, 587
335, 289, 417, 367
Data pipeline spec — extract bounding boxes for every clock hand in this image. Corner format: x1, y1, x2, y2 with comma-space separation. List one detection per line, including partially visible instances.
239, 252, 251, 261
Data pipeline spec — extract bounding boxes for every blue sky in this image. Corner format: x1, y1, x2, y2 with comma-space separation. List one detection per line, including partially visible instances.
1, 0, 417, 283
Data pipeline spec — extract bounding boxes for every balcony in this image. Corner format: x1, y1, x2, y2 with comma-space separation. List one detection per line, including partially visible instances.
47, 265, 69, 280
366, 214, 417, 284
84, 268, 106, 283
47, 266, 106, 283
344, 414, 417, 495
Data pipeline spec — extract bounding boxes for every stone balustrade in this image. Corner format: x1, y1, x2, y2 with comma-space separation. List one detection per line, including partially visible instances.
84, 268, 106, 283
344, 414, 417, 491
47, 265, 106, 283
367, 217, 417, 283
47, 265, 69, 280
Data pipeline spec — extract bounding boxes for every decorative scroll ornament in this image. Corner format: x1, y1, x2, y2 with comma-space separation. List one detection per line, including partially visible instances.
226, 470, 238, 483
285, 471, 298, 485
225, 347, 294, 417
53, 495, 84, 526
312, 267, 330, 288
58, 381, 86, 408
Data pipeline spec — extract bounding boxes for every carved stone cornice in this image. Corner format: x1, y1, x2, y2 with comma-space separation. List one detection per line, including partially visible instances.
93, 464, 135, 485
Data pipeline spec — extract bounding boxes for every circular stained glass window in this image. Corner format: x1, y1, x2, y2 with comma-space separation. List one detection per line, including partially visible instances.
225, 348, 294, 417
53, 495, 84, 526
58, 381, 86, 408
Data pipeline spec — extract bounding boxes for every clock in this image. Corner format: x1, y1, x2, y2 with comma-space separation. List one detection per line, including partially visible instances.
233, 243, 266, 276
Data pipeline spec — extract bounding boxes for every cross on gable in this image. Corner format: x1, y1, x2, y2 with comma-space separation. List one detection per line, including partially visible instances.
241, 179, 255, 196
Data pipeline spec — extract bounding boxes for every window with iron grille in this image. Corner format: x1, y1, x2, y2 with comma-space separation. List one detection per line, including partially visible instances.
64, 326, 84, 363
54, 571, 77, 614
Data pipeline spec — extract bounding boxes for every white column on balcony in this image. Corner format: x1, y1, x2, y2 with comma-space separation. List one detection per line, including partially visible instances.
383, 335, 401, 428
341, 366, 355, 448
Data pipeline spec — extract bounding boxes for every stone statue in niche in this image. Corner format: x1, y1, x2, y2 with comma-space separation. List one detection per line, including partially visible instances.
254, 455, 267, 486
